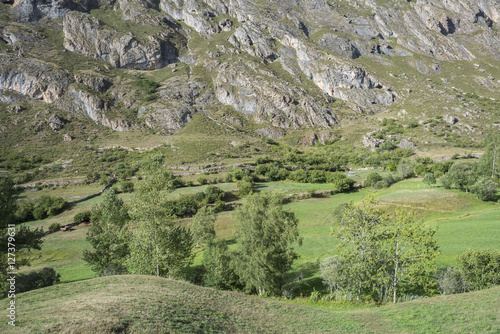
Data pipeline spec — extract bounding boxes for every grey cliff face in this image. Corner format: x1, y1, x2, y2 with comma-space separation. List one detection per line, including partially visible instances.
0, 55, 70, 103
1, 0, 499, 137
63, 12, 180, 70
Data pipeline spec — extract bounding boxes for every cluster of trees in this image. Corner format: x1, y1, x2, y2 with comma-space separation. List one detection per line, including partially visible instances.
15, 195, 67, 222
321, 196, 439, 303
229, 164, 356, 194
84, 157, 302, 296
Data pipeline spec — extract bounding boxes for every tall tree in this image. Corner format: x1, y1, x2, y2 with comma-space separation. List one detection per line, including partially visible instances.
377, 208, 439, 303
0, 177, 44, 292
478, 135, 500, 180
83, 189, 130, 275
334, 195, 385, 300
233, 192, 301, 296
127, 155, 194, 279
333, 196, 439, 303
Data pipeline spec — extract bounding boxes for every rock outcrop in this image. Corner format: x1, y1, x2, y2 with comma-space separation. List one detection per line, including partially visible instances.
63, 11, 180, 70
159, 0, 220, 35
2, 0, 500, 139
138, 75, 215, 134
0, 55, 70, 103
11, 0, 94, 22
214, 62, 337, 130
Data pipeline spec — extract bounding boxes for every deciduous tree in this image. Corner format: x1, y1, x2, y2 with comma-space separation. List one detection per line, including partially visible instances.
83, 189, 130, 275
127, 155, 194, 279
190, 206, 216, 247
233, 192, 301, 296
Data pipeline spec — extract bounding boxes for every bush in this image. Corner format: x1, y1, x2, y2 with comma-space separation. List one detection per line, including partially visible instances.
237, 180, 254, 196
120, 181, 135, 193
203, 186, 224, 204
309, 288, 321, 302
290, 169, 309, 183
48, 222, 61, 231
74, 210, 91, 223
330, 172, 355, 193
457, 248, 500, 291
21, 195, 68, 221
202, 240, 242, 291
15, 268, 60, 294
364, 172, 383, 187
423, 173, 437, 186
437, 267, 466, 295
197, 177, 208, 185
470, 178, 498, 201
15, 202, 34, 222
175, 194, 200, 217
374, 180, 389, 189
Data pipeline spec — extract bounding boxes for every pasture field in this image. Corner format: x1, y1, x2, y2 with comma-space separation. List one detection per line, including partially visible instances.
0, 275, 498, 334
20, 179, 499, 289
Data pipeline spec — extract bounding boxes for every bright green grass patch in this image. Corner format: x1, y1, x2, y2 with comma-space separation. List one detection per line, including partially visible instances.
18, 224, 93, 282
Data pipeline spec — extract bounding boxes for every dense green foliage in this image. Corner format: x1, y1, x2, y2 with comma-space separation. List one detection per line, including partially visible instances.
200, 239, 242, 291
233, 192, 301, 296
456, 248, 500, 291
15, 195, 67, 222
83, 189, 130, 275
330, 196, 439, 303
16, 267, 60, 294
128, 155, 194, 279
74, 210, 91, 223
0, 177, 45, 294
190, 206, 216, 247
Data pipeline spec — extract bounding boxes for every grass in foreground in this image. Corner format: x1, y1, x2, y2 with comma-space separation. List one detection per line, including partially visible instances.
0, 275, 498, 333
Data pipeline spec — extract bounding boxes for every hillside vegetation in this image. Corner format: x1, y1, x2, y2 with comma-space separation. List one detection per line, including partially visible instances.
0, 275, 498, 334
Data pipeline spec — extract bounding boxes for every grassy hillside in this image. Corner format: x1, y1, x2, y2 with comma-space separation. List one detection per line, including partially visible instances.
0, 275, 498, 333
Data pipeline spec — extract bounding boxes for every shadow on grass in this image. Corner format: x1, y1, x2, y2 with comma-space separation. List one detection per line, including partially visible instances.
285, 262, 329, 297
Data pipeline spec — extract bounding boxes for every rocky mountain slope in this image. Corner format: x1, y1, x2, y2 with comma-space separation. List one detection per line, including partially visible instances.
1, 0, 499, 147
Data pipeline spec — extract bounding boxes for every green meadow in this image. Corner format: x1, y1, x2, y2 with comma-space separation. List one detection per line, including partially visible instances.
19, 179, 500, 288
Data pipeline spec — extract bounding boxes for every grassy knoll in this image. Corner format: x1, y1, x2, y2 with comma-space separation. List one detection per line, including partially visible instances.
0, 275, 498, 333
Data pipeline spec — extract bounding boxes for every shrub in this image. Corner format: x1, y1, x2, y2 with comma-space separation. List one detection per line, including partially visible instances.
197, 177, 208, 185
175, 194, 200, 217
120, 181, 135, 193
48, 222, 61, 231
374, 180, 389, 189
309, 288, 321, 302
15, 202, 34, 222
237, 180, 254, 196
457, 248, 500, 291
364, 172, 383, 187
437, 267, 466, 295
74, 210, 91, 223
25, 195, 68, 221
330, 172, 355, 193
470, 178, 498, 201
203, 186, 224, 204
15, 268, 60, 294
423, 173, 437, 186
306, 188, 317, 198
398, 159, 415, 179
290, 169, 309, 183
202, 240, 242, 291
